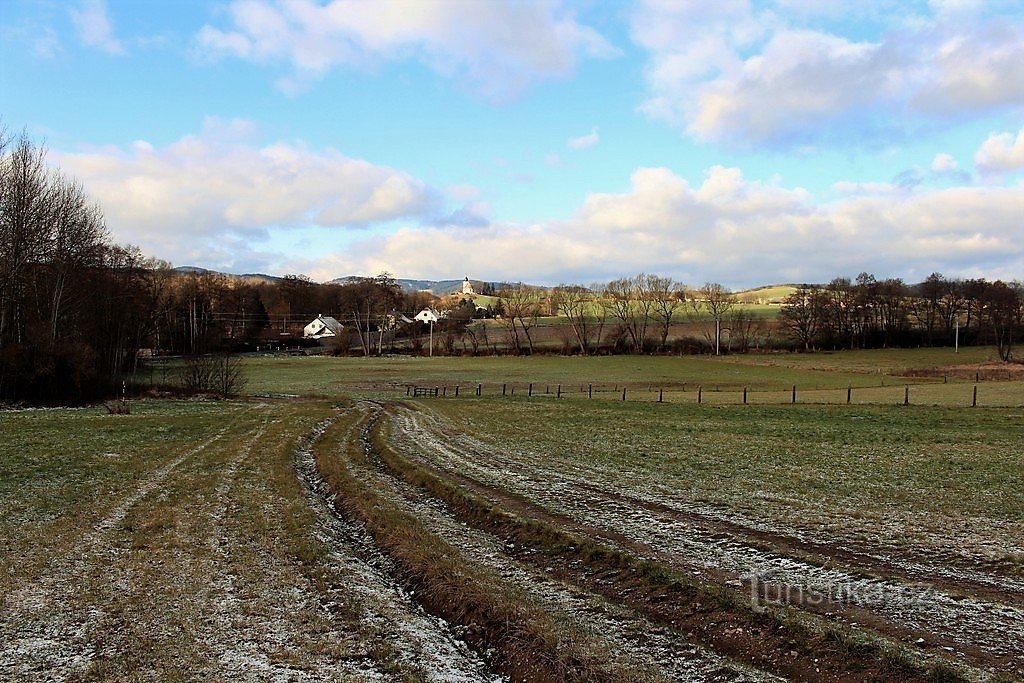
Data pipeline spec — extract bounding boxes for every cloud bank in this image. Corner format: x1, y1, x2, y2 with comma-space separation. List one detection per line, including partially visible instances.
317, 165, 1024, 287
55, 118, 443, 265
196, 0, 619, 100
630, 2, 1024, 146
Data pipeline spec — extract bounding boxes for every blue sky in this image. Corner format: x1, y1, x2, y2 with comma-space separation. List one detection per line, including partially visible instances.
2, 0, 1022, 288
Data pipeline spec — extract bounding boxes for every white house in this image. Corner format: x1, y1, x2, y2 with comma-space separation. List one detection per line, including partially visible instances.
414, 308, 446, 324
303, 315, 343, 339
462, 276, 475, 295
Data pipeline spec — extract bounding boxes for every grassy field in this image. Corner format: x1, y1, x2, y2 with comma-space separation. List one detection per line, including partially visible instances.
236, 346, 1022, 406
5, 347, 1024, 680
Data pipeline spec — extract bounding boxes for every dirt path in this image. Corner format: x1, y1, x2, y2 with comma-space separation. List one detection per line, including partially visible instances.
0, 400, 500, 681
386, 404, 1024, 677
347, 402, 781, 683
0, 413, 244, 681
294, 413, 505, 682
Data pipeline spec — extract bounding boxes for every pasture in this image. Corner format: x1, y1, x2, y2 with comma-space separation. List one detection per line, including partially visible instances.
2, 348, 1022, 681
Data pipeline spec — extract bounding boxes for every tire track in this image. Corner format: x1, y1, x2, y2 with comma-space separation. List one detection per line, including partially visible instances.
359, 411, 784, 683
388, 405, 1023, 675
295, 409, 505, 682
0, 413, 244, 682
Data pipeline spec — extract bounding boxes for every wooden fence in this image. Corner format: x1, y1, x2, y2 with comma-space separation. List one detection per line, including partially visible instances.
402, 379, 1021, 408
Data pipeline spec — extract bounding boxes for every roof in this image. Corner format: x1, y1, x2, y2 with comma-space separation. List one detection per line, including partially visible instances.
303, 314, 343, 338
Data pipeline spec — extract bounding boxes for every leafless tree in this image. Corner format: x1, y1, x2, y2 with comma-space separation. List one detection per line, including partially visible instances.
781, 284, 825, 350
648, 275, 683, 351
688, 282, 735, 355
498, 283, 541, 354
603, 274, 655, 352
555, 284, 602, 354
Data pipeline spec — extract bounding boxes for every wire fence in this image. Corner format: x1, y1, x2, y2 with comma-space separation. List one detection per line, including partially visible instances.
400, 379, 1024, 408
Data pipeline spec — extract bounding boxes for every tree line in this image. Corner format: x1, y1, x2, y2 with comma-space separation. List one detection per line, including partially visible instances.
0, 132, 433, 403
779, 274, 1022, 360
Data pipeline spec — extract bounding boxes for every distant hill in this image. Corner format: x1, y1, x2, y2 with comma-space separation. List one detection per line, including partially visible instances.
734, 284, 797, 304
329, 276, 498, 295
173, 266, 282, 284
175, 267, 500, 295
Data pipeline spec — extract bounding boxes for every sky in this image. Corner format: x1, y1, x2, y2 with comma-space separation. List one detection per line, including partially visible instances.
1, 0, 1023, 289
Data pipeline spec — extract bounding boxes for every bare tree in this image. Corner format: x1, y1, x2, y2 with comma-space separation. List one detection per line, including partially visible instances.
498, 283, 541, 354
556, 284, 601, 354
604, 274, 655, 353
981, 280, 1021, 361
781, 284, 825, 350
689, 282, 735, 355
648, 275, 683, 351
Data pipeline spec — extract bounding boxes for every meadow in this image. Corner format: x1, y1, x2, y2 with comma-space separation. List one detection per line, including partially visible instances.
3, 347, 1022, 681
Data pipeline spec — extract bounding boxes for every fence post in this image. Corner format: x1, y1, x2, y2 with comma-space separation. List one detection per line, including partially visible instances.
406, 385, 410, 396
434, 386, 439, 397
847, 386, 851, 404
529, 383, 533, 397
557, 385, 561, 399
904, 386, 909, 406
622, 387, 627, 401
697, 386, 702, 404
972, 385, 977, 407
659, 388, 663, 403
502, 383, 506, 396
477, 384, 481, 396
455, 385, 460, 397
792, 385, 797, 404
588, 384, 592, 399
442, 386, 447, 397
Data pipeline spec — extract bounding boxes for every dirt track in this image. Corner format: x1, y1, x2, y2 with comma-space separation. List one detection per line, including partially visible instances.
0, 402, 499, 682
384, 402, 1024, 678
4, 398, 1019, 681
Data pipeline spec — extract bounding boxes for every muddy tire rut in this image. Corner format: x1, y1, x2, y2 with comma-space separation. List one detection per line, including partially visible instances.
342, 402, 781, 683
384, 403, 1023, 678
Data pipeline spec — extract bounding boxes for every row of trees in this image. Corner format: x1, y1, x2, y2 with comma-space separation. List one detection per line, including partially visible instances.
0, 130, 170, 402
492, 277, 742, 356
780, 274, 1022, 359
493, 273, 1022, 359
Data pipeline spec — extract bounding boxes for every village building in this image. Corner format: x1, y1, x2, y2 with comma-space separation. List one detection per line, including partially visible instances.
462, 277, 475, 295
414, 308, 445, 324
302, 314, 343, 339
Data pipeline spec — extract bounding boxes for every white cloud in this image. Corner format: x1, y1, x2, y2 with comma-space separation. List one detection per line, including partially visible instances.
69, 0, 124, 55
567, 126, 599, 150
630, 1, 1024, 145
931, 153, 958, 172
196, 0, 619, 101
54, 118, 441, 266
323, 166, 1023, 287
974, 127, 1024, 175
913, 19, 1024, 113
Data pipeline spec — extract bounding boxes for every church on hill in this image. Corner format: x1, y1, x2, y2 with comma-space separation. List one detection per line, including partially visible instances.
461, 276, 475, 295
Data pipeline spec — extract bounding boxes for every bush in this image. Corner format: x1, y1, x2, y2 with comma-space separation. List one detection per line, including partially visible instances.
180, 353, 247, 398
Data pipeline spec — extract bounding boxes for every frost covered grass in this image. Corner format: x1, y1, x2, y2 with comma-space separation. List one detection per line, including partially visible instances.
0, 400, 246, 586
236, 347, 1020, 405
427, 398, 1024, 566
312, 403, 659, 682
0, 398, 464, 680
